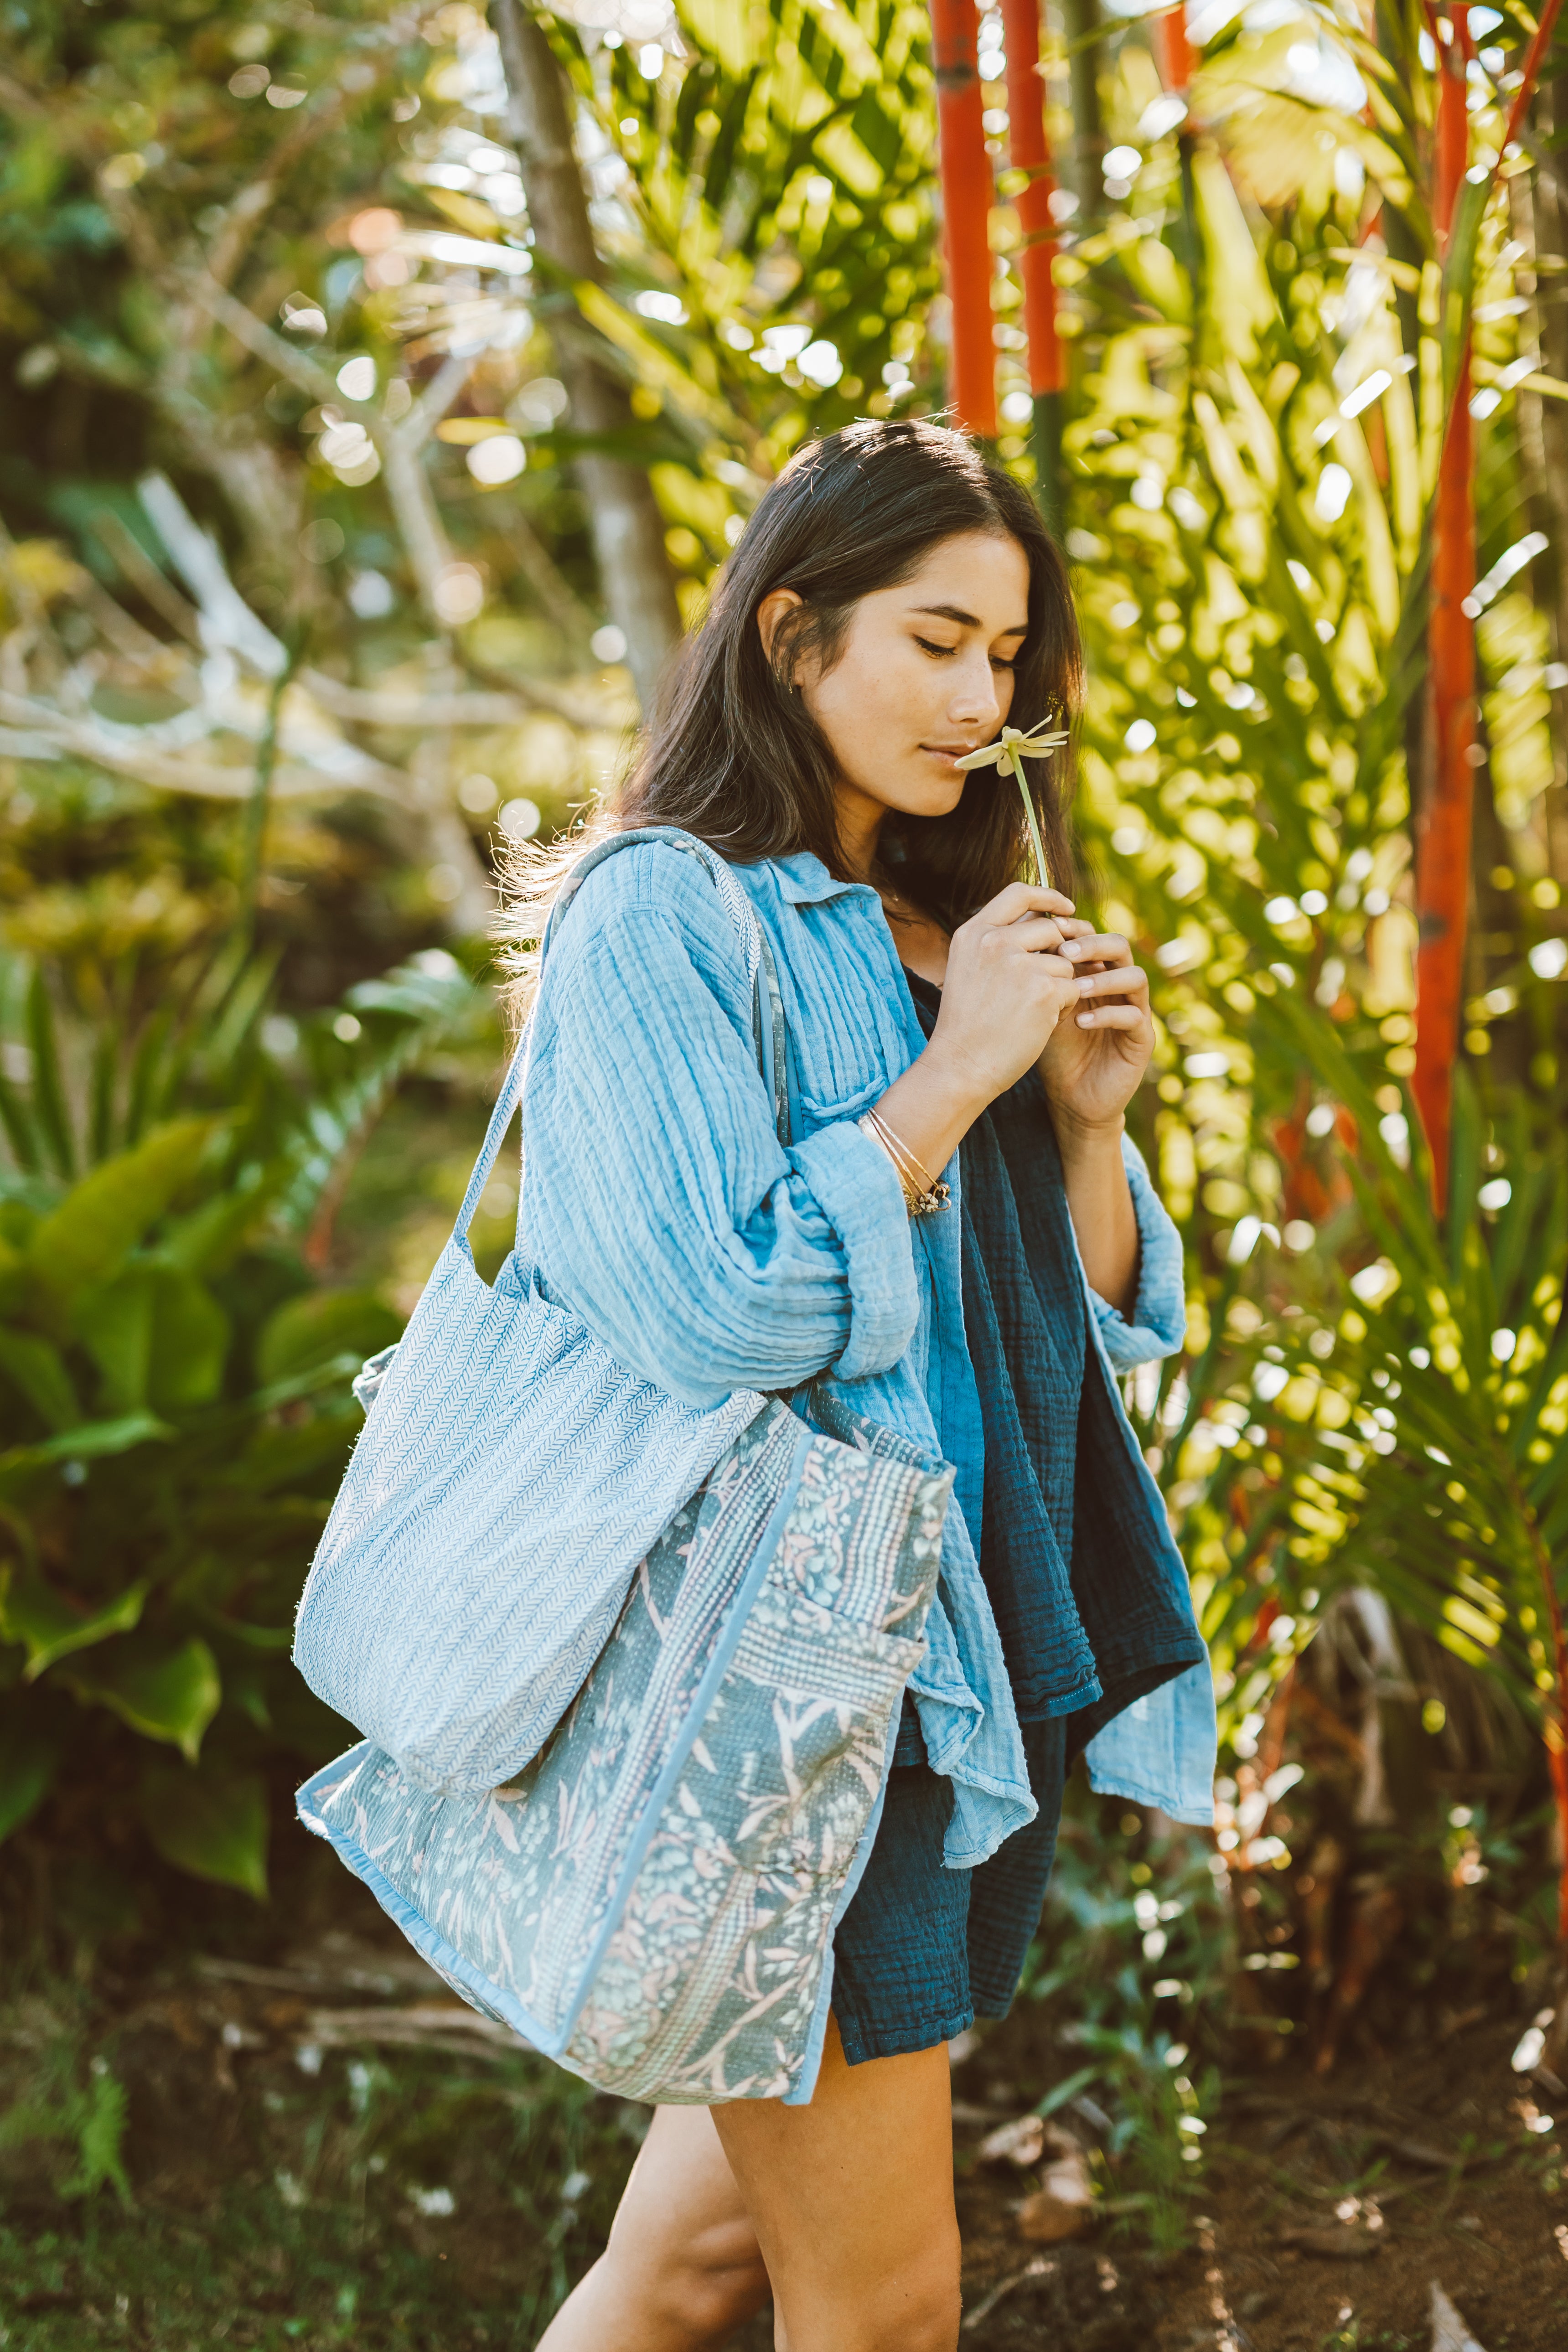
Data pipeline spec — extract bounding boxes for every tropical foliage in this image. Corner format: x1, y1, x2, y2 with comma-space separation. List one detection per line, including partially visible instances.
0, 940, 484, 1895
2, 0, 1566, 1991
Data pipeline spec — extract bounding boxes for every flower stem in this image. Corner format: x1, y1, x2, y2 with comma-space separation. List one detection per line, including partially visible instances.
1014, 758, 1051, 890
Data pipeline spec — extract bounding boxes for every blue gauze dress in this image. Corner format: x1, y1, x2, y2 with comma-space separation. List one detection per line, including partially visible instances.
829, 970, 1206, 2065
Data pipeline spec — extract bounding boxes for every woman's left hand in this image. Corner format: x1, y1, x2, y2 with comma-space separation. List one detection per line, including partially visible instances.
1038, 928, 1154, 1134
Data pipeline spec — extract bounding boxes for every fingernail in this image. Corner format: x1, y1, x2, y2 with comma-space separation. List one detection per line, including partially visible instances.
1076, 1012, 1094, 1027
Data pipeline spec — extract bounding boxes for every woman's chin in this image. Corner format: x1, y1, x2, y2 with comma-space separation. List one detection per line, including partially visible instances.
863, 771, 968, 823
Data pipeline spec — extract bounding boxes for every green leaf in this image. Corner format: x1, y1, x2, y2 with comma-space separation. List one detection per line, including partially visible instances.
26, 967, 76, 1180
253, 1287, 401, 1389
62, 1634, 221, 1761
0, 1567, 147, 1680
226, 1405, 359, 1493
158, 1165, 282, 1276
137, 1759, 269, 1897
78, 1264, 231, 1414
0, 1412, 169, 1500
1033, 2065, 1102, 2119
27, 1117, 216, 1324
0, 1327, 81, 1431
0, 1699, 65, 1841
0, 1064, 39, 1172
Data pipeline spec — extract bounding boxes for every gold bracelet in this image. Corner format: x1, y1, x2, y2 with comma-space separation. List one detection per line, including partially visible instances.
857, 1112, 918, 1210
858, 1109, 952, 1216
863, 1106, 937, 1194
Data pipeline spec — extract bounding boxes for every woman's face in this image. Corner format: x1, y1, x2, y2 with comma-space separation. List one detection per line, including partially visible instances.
759, 528, 1030, 853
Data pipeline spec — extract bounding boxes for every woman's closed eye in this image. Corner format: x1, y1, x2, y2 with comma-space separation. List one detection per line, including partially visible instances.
914, 635, 1018, 670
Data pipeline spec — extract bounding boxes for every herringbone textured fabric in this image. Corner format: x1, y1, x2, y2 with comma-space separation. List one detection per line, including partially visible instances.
297, 1396, 952, 2105
291, 833, 772, 1796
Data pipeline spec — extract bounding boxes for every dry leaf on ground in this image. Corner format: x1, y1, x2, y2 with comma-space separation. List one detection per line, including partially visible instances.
1015, 2149, 1094, 2243
1279, 2224, 1383, 2258
978, 2115, 1046, 2167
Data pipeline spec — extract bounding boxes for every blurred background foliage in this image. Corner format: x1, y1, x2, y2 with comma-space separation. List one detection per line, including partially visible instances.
2, 0, 1568, 2294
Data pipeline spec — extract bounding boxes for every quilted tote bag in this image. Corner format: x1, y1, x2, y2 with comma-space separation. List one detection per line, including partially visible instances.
297, 1386, 952, 2106
292, 829, 790, 1797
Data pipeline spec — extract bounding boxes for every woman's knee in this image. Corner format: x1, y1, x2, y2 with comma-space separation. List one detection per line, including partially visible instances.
868, 2243, 962, 2352
775, 2228, 961, 2352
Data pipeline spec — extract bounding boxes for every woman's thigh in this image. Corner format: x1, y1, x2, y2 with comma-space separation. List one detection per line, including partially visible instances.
711, 2015, 960, 2352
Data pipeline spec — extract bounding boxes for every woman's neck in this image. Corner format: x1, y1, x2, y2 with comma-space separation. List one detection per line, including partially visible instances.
832, 783, 886, 884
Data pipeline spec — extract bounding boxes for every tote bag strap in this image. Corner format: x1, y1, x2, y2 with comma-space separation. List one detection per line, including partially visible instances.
452, 828, 791, 1249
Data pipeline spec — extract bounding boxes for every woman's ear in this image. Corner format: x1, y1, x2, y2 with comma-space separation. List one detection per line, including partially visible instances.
756, 586, 805, 685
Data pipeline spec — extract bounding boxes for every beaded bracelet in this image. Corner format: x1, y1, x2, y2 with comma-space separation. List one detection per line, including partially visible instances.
857, 1107, 952, 1217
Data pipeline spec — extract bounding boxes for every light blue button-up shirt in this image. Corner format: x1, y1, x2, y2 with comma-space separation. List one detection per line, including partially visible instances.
520, 837, 1216, 1864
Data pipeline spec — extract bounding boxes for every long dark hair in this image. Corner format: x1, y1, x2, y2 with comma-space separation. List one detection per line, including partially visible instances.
500, 419, 1082, 995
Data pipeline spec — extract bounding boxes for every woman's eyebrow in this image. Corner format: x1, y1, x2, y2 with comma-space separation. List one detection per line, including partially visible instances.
910, 602, 1028, 635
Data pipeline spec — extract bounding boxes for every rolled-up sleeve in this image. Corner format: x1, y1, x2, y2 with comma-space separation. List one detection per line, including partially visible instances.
1087, 1132, 1187, 1367
521, 845, 919, 1406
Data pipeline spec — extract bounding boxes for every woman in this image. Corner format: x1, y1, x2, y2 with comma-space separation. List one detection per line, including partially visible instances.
514, 419, 1214, 2352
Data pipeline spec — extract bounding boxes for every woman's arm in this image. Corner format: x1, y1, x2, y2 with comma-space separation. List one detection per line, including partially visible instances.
1056, 1115, 1140, 1315
521, 847, 920, 1405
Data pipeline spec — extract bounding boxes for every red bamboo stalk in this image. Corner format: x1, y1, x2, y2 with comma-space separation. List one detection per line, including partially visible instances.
1001, 0, 1064, 399
1151, 2, 1194, 91
1412, 16, 1476, 1210
930, 0, 998, 436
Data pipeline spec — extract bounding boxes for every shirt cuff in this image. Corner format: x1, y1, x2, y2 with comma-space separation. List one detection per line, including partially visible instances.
1087, 1132, 1186, 1367
786, 1120, 921, 1382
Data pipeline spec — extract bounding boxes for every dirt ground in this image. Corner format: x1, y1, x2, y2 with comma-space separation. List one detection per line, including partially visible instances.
949, 2020, 1568, 2351
4, 1873, 1567, 2352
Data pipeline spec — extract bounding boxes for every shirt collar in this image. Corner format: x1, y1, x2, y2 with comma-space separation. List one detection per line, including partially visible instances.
764, 852, 879, 908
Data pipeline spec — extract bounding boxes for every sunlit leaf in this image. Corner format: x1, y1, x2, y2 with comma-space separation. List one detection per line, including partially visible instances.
62, 1634, 221, 1761
27, 1118, 216, 1326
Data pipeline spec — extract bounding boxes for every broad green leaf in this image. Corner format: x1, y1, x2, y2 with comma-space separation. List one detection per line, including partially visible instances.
62, 1634, 221, 1761
137, 1759, 269, 1897
78, 1265, 231, 1415
28, 1118, 215, 1324
0, 1328, 81, 1432
0, 1567, 147, 1680
253, 1288, 401, 1389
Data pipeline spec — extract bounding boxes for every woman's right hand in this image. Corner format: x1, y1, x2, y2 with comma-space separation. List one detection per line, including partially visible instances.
926, 883, 1084, 1111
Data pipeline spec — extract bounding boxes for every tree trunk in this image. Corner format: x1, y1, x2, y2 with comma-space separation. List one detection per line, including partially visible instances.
1001, 0, 1065, 531
1059, 0, 1104, 222
929, 0, 997, 437
1413, 21, 1478, 1210
491, 0, 682, 715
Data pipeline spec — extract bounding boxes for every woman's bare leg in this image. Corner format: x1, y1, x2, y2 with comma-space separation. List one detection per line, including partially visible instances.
712, 2016, 960, 2352
535, 2103, 771, 2352
535, 2018, 958, 2352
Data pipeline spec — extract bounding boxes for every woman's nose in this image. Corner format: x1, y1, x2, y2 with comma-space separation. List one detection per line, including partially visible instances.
949, 650, 1003, 728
